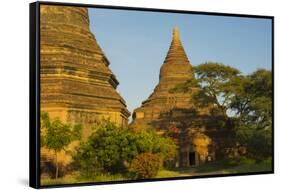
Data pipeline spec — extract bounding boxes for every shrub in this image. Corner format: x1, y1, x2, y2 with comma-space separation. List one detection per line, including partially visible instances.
129, 153, 161, 179
72, 121, 134, 178
134, 130, 177, 161
73, 121, 176, 179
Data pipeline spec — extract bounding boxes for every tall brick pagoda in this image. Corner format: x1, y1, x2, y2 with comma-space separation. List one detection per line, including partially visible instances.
40, 5, 130, 176
132, 27, 216, 167
40, 6, 130, 127
132, 27, 196, 121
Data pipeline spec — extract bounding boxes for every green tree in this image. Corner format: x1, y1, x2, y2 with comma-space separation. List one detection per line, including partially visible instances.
73, 121, 138, 178
230, 69, 272, 159
40, 112, 82, 179
227, 75, 252, 123
230, 69, 272, 129
73, 121, 177, 179
171, 63, 272, 160
172, 62, 240, 118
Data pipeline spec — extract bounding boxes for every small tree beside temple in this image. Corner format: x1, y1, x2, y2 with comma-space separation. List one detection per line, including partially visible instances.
40, 112, 82, 179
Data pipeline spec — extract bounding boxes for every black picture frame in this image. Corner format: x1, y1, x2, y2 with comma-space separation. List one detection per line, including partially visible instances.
29, 1, 274, 188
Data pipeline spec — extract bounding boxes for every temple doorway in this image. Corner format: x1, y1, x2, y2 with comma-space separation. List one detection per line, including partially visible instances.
189, 152, 196, 166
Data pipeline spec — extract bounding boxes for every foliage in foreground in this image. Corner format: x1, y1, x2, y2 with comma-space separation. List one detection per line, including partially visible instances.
72, 120, 177, 179
129, 153, 161, 179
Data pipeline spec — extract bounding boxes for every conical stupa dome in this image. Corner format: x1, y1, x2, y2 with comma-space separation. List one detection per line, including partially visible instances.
159, 26, 193, 82
132, 26, 195, 121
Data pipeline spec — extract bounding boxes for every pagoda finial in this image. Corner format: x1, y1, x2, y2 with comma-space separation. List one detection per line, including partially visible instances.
172, 26, 180, 41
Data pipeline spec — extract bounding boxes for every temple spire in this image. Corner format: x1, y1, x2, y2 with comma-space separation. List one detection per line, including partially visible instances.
159, 26, 193, 79
172, 26, 180, 42
132, 26, 197, 128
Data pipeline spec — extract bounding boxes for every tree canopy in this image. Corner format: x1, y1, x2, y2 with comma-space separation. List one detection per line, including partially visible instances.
171, 62, 272, 160
172, 62, 241, 117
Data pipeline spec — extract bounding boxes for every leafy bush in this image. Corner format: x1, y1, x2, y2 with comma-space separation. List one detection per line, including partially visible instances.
73, 121, 137, 178
134, 130, 177, 161
73, 121, 176, 179
129, 153, 161, 179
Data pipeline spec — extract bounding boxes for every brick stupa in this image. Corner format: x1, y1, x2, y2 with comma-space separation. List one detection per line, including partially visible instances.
40, 5, 130, 176
132, 27, 198, 124
40, 6, 130, 127
131, 27, 216, 167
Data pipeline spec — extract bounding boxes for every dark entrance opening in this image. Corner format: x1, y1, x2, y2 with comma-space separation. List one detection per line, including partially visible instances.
189, 152, 196, 166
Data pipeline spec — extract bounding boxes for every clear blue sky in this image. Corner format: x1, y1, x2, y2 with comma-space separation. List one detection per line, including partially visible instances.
88, 8, 272, 116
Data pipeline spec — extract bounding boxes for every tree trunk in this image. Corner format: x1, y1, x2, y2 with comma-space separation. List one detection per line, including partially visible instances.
55, 151, 59, 179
